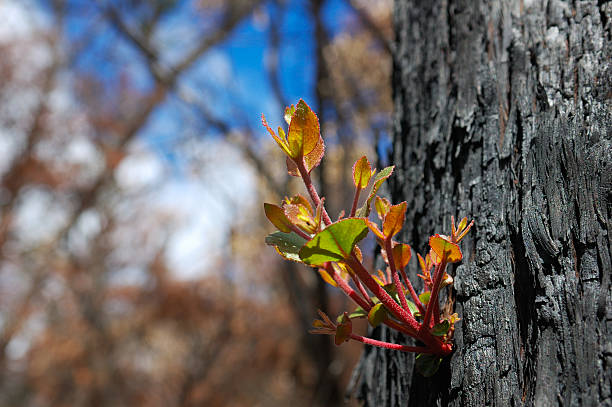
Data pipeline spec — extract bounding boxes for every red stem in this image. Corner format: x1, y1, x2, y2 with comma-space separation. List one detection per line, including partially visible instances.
349, 333, 434, 354
326, 263, 371, 311
350, 185, 361, 217
289, 224, 311, 241
295, 157, 332, 226
384, 237, 411, 314
346, 256, 420, 332
350, 273, 373, 307
422, 259, 447, 329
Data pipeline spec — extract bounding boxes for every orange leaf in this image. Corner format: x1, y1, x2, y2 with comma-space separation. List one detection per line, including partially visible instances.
429, 234, 463, 263
287, 99, 320, 159
382, 202, 407, 238
286, 135, 325, 176
352, 156, 373, 189
366, 219, 385, 240
392, 243, 412, 270
264, 203, 293, 233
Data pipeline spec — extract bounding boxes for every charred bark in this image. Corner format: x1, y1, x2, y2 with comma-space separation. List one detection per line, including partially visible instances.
352, 1, 611, 406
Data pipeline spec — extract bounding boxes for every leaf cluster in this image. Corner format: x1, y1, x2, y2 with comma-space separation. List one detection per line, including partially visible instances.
263, 100, 473, 377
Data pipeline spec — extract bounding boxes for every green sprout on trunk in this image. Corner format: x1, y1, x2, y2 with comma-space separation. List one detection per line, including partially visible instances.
263, 99, 473, 377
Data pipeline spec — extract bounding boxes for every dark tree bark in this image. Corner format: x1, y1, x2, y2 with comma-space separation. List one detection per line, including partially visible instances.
352, 1, 611, 406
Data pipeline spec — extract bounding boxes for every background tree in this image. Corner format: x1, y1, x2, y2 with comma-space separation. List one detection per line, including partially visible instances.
0, 0, 393, 405
352, 0, 611, 405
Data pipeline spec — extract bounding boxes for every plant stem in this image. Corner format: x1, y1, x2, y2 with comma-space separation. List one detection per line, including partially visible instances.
289, 224, 312, 241
296, 157, 332, 226
326, 263, 371, 311
422, 258, 447, 329
349, 185, 361, 217
384, 237, 411, 314
346, 256, 420, 332
350, 273, 373, 307
349, 333, 432, 353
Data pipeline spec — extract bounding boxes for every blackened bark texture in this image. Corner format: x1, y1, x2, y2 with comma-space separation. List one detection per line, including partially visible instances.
351, 1, 611, 406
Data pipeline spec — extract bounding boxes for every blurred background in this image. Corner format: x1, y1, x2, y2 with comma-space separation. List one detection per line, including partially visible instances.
0, 0, 392, 405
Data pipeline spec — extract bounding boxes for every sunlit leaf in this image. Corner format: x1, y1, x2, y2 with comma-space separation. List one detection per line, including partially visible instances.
265, 231, 308, 262
382, 202, 407, 238
367, 303, 388, 327
432, 320, 450, 336
415, 353, 442, 377
375, 196, 390, 220
299, 218, 368, 266
419, 291, 431, 305
352, 156, 373, 189
264, 203, 293, 233
284, 104, 296, 125
392, 243, 412, 270
317, 268, 337, 287
349, 307, 368, 319
287, 99, 319, 159
457, 217, 468, 233
262, 114, 291, 156
286, 135, 325, 176
429, 234, 463, 263
354, 165, 394, 217
366, 219, 385, 240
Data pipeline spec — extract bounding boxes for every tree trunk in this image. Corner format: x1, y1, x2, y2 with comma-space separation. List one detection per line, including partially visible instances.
351, 1, 611, 405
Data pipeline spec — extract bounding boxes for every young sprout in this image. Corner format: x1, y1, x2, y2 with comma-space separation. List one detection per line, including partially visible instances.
263, 99, 473, 376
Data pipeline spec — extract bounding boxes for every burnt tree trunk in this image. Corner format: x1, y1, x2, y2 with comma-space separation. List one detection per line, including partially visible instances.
352, 1, 611, 406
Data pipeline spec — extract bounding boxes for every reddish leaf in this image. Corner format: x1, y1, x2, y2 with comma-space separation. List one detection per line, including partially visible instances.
382, 202, 407, 238
392, 243, 412, 270
366, 219, 385, 240
287, 99, 320, 159
285, 135, 325, 176
429, 234, 462, 263
334, 313, 352, 345
264, 203, 293, 233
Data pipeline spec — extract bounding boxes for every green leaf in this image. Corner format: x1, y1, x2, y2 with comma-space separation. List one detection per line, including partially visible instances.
382, 283, 400, 304
299, 218, 368, 266
348, 307, 368, 319
367, 303, 388, 327
432, 320, 450, 336
406, 300, 419, 316
415, 353, 442, 377
352, 156, 373, 189
355, 166, 394, 217
419, 291, 431, 306
265, 231, 308, 262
